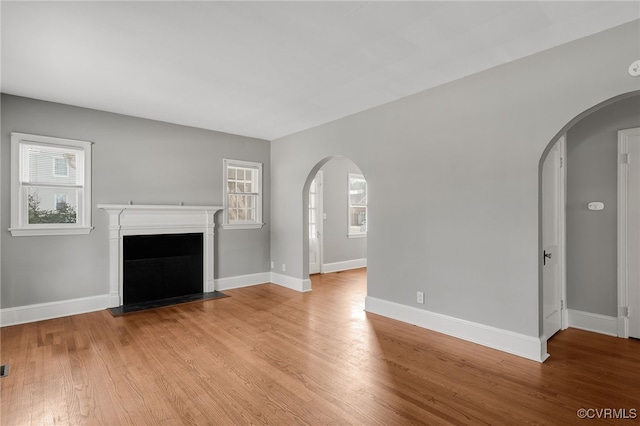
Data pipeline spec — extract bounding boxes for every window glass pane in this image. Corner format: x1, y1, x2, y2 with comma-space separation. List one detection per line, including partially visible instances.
246, 208, 254, 222
237, 169, 245, 180
54, 157, 69, 176
236, 182, 245, 193
26, 146, 79, 185
227, 168, 235, 179
238, 209, 246, 221
228, 209, 237, 221
27, 187, 77, 224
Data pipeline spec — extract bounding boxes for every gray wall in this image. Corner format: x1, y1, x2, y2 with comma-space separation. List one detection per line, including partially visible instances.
270, 21, 640, 337
566, 95, 640, 317
318, 157, 366, 265
1, 94, 270, 308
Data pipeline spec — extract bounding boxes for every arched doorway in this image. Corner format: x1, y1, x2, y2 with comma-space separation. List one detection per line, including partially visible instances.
302, 155, 368, 287
540, 91, 640, 355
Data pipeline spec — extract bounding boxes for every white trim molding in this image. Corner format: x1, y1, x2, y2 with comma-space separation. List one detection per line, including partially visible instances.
215, 272, 271, 291
322, 258, 367, 274
567, 309, 618, 337
365, 296, 546, 362
1, 295, 109, 327
270, 272, 312, 292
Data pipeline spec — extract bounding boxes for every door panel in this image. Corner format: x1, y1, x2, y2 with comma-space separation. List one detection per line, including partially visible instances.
543, 141, 562, 339
309, 172, 323, 274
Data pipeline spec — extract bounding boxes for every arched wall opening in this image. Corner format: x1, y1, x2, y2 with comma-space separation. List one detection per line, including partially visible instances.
539, 90, 640, 352
302, 155, 368, 287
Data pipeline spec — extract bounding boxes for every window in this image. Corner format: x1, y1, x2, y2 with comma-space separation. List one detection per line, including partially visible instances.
54, 193, 68, 210
10, 132, 93, 236
348, 173, 367, 237
53, 157, 69, 177
223, 159, 263, 229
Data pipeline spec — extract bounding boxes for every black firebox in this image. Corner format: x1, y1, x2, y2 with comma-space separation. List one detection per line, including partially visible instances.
123, 233, 203, 305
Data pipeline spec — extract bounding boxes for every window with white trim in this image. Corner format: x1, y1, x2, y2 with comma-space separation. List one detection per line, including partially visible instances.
348, 173, 367, 237
223, 159, 263, 229
10, 132, 93, 236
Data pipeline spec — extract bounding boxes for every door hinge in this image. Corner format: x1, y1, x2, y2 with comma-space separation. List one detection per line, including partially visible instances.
560, 300, 564, 310
559, 157, 564, 168
621, 306, 629, 317
621, 153, 630, 164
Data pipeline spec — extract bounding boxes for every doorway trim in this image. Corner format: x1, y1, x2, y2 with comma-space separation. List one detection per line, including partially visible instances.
617, 127, 640, 338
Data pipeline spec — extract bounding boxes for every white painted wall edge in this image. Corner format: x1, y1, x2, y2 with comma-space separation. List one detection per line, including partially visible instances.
0, 295, 110, 327
215, 272, 271, 291
567, 309, 618, 337
270, 272, 312, 292
322, 258, 367, 274
365, 296, 546, 362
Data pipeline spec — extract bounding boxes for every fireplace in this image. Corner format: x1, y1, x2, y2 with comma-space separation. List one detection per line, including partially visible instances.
123, 233, 203, 305
98, 204, 222, 307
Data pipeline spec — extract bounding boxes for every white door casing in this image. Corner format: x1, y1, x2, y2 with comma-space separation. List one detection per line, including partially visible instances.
309, 171, 323, 274
542, 137, 566, 340
618, 127, 640, 339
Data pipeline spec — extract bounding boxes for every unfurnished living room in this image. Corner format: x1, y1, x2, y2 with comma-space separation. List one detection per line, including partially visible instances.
1, 1, 639, 425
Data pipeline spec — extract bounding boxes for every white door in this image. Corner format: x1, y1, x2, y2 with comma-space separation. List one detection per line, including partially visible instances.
309, 172, 323, 274
542, 139, 564, 339
620, 128, 640, 339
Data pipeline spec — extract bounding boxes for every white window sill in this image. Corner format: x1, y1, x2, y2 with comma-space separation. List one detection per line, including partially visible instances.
9, 226, 94, 237
348, 233, 367, 239
221, 223, 264, 230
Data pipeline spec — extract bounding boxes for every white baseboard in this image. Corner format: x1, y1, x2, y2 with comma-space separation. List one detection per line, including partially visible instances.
1, 272, 276, 327
365, 296, 545, 362
215, 272, 271, 291
567, 309, 618, 336
1, 295, 110, 327
270, 272, 311, 292
322, 258, 367, 274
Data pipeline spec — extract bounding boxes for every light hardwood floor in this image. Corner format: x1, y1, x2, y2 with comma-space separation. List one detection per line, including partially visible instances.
1, 268, 638, 425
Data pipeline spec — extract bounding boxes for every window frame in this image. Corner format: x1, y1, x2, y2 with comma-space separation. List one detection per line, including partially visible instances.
10, 132, 93, 236
222, 158, 264, 230
348, 173, 367, 238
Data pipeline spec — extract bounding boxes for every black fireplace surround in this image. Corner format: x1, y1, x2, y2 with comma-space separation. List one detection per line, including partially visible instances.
123, 233, 204, 305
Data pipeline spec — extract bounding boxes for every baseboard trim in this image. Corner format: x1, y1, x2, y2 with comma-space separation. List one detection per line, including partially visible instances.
322, 258, 367, 274
2, 271, 277, 326
365, 296, 545, 362
567, 309, 618, 337
215, 272, 271, 291
1, 295, 110, 327
270, 272, 311, 292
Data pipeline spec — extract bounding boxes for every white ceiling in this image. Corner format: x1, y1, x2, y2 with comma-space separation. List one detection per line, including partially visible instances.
2, 1, 639, 140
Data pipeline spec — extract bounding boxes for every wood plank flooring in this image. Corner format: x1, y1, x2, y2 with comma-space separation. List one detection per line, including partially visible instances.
1, 268, 638, 425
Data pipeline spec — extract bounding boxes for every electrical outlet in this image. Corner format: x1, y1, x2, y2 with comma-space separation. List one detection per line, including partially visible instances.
417, 291, 424, 304
271, 261, 274, 269
282, 264, 286, 272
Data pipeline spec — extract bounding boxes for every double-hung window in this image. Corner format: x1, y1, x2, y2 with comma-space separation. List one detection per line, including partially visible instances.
223, 159, 263, 229
10, 132, 93, 236
348, 173, 367, 237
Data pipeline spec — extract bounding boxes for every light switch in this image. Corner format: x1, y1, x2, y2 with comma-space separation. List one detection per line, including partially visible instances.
588, 202, 604, 211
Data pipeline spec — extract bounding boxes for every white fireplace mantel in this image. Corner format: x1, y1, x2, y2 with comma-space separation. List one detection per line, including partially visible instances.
98, 204, 223, 307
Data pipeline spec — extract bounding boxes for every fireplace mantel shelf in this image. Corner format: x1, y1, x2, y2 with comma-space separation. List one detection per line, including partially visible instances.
97, 204, 223, 211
